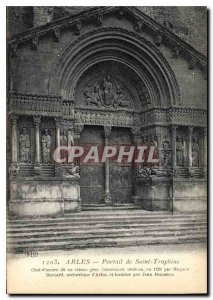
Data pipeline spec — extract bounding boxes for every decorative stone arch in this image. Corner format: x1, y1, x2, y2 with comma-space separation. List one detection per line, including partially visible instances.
48, 27, 181, 108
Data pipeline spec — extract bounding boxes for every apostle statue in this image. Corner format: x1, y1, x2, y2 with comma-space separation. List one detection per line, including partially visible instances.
42, 129, 51, 163
176, 136, 184, 166
19, 127, 31, 163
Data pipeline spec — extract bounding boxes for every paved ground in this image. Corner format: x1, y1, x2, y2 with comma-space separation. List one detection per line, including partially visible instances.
8, 242, 207, 258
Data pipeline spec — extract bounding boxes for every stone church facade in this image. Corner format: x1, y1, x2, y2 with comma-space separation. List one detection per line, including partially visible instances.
7, 7, 207, 218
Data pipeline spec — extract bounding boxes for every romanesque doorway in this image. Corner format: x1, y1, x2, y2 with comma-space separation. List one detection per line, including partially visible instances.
79, 126, 133, 205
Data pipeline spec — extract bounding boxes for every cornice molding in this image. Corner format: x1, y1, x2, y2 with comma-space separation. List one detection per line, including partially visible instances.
8, 6, 207, 70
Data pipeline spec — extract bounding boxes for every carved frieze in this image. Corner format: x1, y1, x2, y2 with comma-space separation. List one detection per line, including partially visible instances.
9, 92, 74, 119
74, 109, 134, 128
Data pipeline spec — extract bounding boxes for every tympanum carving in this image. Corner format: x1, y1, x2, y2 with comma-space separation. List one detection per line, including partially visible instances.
84, 75, 132, 109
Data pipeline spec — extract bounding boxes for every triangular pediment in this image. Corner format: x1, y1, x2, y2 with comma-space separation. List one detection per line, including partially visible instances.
8, 6, 207, 72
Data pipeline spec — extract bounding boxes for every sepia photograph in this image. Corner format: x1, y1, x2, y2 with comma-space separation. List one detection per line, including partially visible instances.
6, 4, 208, 294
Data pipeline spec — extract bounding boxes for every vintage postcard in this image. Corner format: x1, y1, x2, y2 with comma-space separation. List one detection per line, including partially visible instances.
6, 6, 207, 294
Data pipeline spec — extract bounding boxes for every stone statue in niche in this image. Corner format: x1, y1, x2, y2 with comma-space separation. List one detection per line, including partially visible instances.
84, 74, 132, 109
161, 135, 171, 168
60, 130, 68, 163
192, 137, 199, 167
19, 127, 31, 163
176, 136, 184, 166
42, 129, 51, 163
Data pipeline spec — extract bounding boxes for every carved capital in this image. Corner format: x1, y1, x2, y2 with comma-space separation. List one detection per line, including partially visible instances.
188, 126, 194, 135
104, 126, 111, 138
33, 116, 41, 126
31, 36, 39, 50
202, 127, 207, 136
74, 123, 84, 136
55, 117, 61, 128
53, 28, 60, 42
131, 126, 141, 137
170, 125, 178, 133
10, 114, 18, 125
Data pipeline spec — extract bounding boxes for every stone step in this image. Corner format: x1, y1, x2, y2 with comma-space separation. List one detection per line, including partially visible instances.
7, 234, 206, 253
81, 205, 140, 211
7, 217, 207, 229
7, 225, 207, 239
7, 220, 207, 233
7, 212, 206, 224
8, 228, 207, 245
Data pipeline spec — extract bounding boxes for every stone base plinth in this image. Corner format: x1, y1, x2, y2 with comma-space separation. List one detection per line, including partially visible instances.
136, 177, 207, 212
9, 178, 81, 218
136, 177, 172, 211
172, 178, 207, 212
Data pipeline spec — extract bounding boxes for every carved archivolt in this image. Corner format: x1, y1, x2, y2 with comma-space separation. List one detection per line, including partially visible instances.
48, 27, 181, 107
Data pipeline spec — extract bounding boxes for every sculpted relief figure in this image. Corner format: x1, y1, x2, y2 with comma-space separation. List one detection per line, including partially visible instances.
161, 135, 171, 168
176, 136, 184, 166
63, 163, 80, 179
84, 86, 101, 107
84, 74, 132, 109
19, 127, 31, 163
42, 129, 51, 163
192, 137, 199, 167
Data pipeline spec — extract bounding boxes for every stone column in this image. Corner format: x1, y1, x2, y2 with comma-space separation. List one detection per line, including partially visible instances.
187, 126, 193, 168
74, 123, 84, 166
203, 127, 207, 172
33, 116, 41, 164
131, 128, 141, 204
171, 126, 177, 169
104, 126, 112, 205
11, 114, 18, 163
55, 118, 61, 149
155, 128, 162, 168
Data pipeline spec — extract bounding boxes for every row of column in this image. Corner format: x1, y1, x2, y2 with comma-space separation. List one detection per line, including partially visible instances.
10, 115, 207, 182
